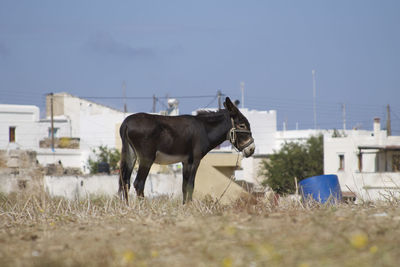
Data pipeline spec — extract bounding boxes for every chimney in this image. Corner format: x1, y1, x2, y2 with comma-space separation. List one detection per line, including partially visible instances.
373, 117, 380, 137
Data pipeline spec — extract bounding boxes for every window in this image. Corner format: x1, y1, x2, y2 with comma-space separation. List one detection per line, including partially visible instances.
48, 127, 59, 138
338, 154, 345, 171
9, 127, 16, 143
358, 153, 363, 172
393, 154, 400, 172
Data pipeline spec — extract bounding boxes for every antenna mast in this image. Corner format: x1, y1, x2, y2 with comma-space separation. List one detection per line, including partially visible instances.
387, 104, 392, 136
312, 70, 317, 130
152, 94, 157, 113
50, 92, 54, 151
122, 81, 127, 114
217, 90, 222, 109
240, 81, 245, 109
342, 103, 346, 130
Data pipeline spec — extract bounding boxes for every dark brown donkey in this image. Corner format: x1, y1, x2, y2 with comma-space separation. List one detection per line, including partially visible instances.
118, 97, 255, 204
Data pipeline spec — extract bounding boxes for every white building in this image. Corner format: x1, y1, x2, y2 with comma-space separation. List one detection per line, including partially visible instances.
1, 93, 128, 172
324, 118, 400, 201
239, 127, 330, 187
0, 103, 83, 169
46, 93, 126, 151
0, 104, 41, 149
0, 103, 85, 167
0, 104, 73, 149
241, 109, 277, 155
234, 109, 277, 186
275, 129, 331, 150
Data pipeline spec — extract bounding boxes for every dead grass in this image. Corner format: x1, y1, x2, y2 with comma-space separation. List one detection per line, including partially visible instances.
1, 191, 400, 267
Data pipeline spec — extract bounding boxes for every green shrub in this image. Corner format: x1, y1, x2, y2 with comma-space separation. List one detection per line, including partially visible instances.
260, 135, 323, 194
87, 145, 121, 174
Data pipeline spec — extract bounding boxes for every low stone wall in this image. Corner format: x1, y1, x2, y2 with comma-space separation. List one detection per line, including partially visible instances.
44, 172, 182, 200
0, 150, 183, 200
0, 150, 43, 194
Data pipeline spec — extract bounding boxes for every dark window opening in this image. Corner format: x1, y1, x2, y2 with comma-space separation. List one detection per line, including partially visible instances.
358, 153, 363, 172
393, 155, 400, 172
9, 127, 16, 143
48, 127, 59, 138
339, 154, 345, 171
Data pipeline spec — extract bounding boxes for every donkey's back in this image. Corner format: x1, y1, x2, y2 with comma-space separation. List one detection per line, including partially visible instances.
120, 113, 203, 156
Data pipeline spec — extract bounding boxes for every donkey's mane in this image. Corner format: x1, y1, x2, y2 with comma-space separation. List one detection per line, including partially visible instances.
195, 109, 228, 122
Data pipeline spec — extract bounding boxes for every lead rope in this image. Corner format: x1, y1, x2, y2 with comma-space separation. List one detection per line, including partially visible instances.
213, 118, 252, 207
228, 118, 237, 148
213, 152, 241, 207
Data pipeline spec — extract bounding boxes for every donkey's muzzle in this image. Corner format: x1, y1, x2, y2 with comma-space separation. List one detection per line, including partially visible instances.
243, 142, 255, 158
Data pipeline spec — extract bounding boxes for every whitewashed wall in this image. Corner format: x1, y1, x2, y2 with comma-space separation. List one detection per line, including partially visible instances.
36, 149, 84, 169
228, 109, 276, 185
38, 116, 72, 138
0, 104, 40, 149
240, 108, 276, 155
51, 93, 126, 150
0, 104, 72, 150
80, 112, 125, 150
324, 125, 400, 201
275, 129, 332, 151
44, 173, 182, 200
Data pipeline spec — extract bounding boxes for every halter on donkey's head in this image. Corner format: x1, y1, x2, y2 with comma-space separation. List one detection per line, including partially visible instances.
228, 117, 254, 151
224, 97, 255, 153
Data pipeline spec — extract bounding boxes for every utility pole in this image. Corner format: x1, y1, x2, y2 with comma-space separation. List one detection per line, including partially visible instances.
342, 103, 346, 131
50, 93, 54, 151
152, 94, 157, 113
240, 82, 245, 109
387, 104, 392, 136
122, 81, 127, 114
312, 70, 317, 130
217, 90, 222, 109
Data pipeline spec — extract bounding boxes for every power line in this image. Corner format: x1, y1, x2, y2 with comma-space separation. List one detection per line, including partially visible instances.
203, 95, 218, 109
79, 94, 217, 100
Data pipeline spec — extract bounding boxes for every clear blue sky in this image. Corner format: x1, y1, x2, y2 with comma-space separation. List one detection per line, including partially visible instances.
1, 0, 399, 133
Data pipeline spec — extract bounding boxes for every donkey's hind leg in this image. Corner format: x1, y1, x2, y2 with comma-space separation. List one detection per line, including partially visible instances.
119, 142, 136, 204
133, 162, 152, 198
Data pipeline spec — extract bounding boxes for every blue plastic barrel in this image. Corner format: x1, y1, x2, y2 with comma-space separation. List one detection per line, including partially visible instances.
299, 174, 342, 203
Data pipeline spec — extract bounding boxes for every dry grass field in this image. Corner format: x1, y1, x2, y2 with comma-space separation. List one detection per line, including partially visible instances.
1, 191, 400, 267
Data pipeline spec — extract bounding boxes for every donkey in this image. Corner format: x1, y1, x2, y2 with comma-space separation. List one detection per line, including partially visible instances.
118, 97, 255, 204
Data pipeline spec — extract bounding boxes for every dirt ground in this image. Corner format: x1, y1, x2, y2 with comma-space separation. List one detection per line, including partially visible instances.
1, 194, 400, 267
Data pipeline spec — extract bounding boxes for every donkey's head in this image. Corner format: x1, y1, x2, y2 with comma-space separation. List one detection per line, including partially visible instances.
224, 97, 255, 157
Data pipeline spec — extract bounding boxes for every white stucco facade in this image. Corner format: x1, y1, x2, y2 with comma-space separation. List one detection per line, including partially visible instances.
40, 93, 127, 171
36, 148, 85, 169
1, 94, 127, 171
275, 129, 332, 151
0, 104, 72, 150
44, 173, 181, 200
47, 93, 126, 150
234, 108, 277, 186
324, 119, 400, 201
238, 128, 330, 187
240, 109, 277, 155
0, 104, 41, 149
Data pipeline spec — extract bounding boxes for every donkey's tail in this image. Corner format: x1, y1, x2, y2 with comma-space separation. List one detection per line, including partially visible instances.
118, 121, 136, 204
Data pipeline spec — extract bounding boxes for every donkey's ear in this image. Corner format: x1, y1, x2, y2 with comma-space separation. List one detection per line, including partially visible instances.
224, 97, 238, 115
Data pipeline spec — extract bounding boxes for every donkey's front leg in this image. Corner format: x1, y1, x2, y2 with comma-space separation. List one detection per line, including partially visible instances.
182, 160, 200, 204
182, 163, 189, 204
